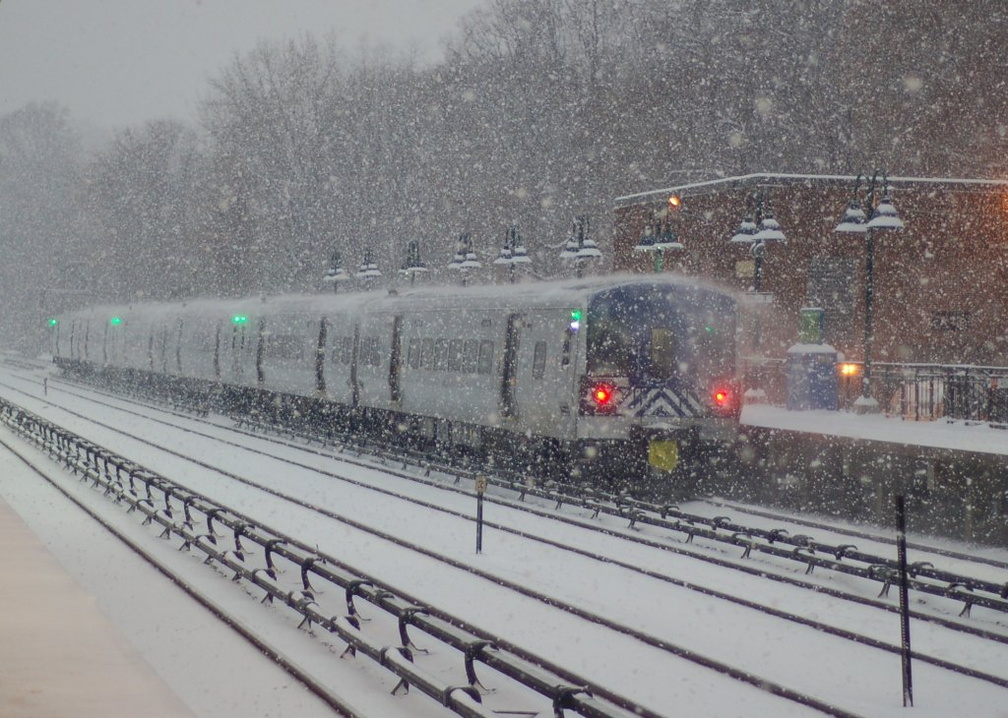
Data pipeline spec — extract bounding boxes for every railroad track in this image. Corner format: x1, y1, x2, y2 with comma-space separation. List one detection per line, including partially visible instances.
1, 367, 1007, 715
21, 371, 1008, 625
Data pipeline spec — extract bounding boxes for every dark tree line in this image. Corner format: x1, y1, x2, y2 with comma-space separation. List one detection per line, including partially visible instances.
1, 0, 1004, 349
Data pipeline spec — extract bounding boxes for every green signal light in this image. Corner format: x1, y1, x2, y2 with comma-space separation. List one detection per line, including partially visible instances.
110, 316, 122, 326
47, 318, 58, 328
569, 309, 582, 332
232, 314, 249, 325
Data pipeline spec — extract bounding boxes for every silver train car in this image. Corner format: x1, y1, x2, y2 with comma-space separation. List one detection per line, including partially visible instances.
50, 275, 742, 494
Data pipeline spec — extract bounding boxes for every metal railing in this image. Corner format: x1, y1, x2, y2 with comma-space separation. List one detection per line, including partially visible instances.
743, 358, 1008, 424
0, 397, 646, 718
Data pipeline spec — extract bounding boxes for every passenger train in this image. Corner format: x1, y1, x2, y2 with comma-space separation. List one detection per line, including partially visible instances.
50, 275, 742, 496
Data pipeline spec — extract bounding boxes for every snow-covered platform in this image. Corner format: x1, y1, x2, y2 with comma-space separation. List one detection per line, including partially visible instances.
741, 404, 1008, 457
0, 496, 195, 718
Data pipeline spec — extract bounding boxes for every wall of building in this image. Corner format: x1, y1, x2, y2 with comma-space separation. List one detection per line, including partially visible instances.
613, 175, 1008, 366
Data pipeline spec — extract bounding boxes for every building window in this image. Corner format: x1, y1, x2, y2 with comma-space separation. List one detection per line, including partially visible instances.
807, 257, 856, 332
931, 311, 970, 332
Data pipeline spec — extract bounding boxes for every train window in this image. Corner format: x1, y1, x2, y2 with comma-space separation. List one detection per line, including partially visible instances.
407, 338, 420, 369
434, 338, 449, 371
264, 334, 304, 361
462, 340, 478, 373
649, 328, 676, 379
478, 340, 494, 375
448, 339, 463, 372
587, 319, 634, 376
533, 341, 547, 379
421, 338, 434, 369
367, 336, 382, 366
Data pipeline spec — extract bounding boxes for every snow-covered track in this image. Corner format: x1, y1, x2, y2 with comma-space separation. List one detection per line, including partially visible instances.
0, 430, 374, 717
0, 396, 653, 718
4, 370, 1008, 714
38, 370, 1008, 624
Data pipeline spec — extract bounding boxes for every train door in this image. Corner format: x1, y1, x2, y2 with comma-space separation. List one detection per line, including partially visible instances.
389, 315, 403, 403
500, 313, 522, 419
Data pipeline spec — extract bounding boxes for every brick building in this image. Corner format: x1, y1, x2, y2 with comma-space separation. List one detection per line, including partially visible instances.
613, 173, 1008, 367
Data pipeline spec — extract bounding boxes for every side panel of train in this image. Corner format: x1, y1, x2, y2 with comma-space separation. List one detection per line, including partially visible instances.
51, 278, 743, 495
392, 303, 581, 447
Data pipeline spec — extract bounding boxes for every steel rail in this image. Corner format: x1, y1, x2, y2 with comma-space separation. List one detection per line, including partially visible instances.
0, 397, 650, 718
26, 372, 1008, 618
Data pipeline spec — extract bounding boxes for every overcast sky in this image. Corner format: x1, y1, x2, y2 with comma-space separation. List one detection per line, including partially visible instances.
0, 0, 483, 130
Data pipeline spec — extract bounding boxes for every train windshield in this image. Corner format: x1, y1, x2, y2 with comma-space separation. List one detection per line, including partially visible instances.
585, 284, 736, 385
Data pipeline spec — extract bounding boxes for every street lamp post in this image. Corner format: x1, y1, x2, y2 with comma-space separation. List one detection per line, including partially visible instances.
729, 193, 786, 354
355, 247, 382, 291
322, 251, 349, 293
559, 216, 601, 278
834, 172, 904, 411
448, 233, 481, 286
493, 225, 532, 283
729, 193, 786, 292
399, 239, 428, 287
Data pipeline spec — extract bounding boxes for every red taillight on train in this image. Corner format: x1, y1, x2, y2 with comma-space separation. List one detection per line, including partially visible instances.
592, 383, 615, 407
578, 377, 619, 415
710, 382, 741, 417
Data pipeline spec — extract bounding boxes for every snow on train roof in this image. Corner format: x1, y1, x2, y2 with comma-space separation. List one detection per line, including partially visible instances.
57, 274, 739, 322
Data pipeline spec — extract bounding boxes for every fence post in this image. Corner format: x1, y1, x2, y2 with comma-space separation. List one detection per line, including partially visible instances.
895, 494, 914, 707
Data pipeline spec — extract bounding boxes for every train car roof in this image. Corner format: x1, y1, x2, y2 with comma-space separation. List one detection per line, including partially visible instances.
55, 273, 738, 323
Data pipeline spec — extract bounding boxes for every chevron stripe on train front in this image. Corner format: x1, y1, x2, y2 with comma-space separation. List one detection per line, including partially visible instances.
627, 386, 706, 418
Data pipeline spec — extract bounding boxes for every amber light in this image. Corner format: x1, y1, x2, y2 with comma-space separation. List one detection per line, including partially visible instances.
839, 362, 861, 376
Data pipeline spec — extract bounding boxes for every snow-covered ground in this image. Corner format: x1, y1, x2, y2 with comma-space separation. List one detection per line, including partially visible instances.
2, 365, 1007, 717
742, 403, 1008, 456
